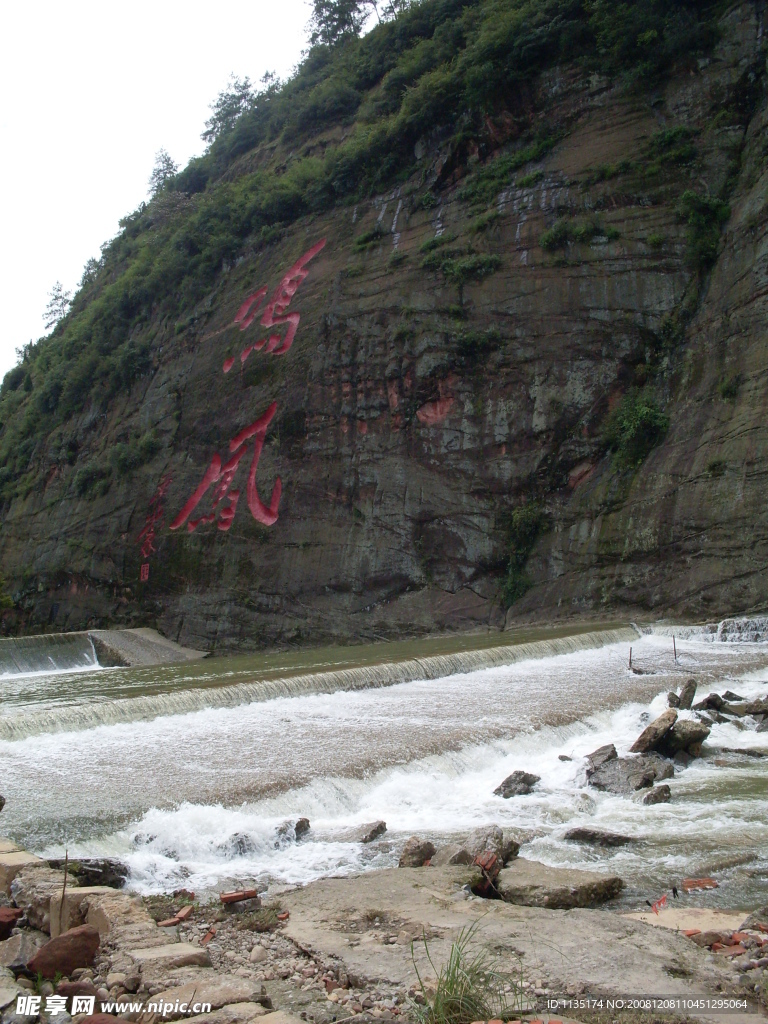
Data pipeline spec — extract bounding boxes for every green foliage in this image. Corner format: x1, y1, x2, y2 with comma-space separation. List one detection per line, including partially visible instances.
602, 389, 669, 469
110, 431, 162, 476
540, 216, 619, 250
354, 223, 385, 248
73, 462, 113, 497
0, 574, 14, 609
675, 189, 730, 268
516, 169, 544, 187
706, 458, 726, 477
470, 210, 501, 232
458, 137, 556, 206
647, 125, 697, 164
718, 373, 742, 401
501, 503, 545, 608
647, 232, 665, 248
419, 233, 455, 253
456, 327, 502, 365
411, 922, 523, 1024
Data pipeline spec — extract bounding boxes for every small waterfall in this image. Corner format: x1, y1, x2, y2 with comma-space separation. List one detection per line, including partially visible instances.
649, 616, 768, 643
0, 626, 638, 741
0, 632, 99, 678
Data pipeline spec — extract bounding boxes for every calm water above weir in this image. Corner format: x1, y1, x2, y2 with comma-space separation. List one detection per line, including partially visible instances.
0, 623, 766, 912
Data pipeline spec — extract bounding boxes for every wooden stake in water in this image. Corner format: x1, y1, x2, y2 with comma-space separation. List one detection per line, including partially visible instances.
59, 850, 68, 935
673, 636, 677, 662
629, 647, 632, 670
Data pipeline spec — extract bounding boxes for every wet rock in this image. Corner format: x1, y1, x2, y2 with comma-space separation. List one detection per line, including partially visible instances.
340, 821, 387, 844
723, 690, 745, 702
585, 744, 617, 776
0, 912, 22, 943
657, 719, 711, 757
275, 818, 310, 844
694, 693, 726, 712
398, 837, 436, 867
643, 784, 671, 805
758, 717, 768, 733
494, 771, 540, 798
431, 843, 473, 866
667, 692, 680, 708
558, 754, 572, 761
46, 860, 128, 890
629, 709, 677, 753
496, 858, 623, 908
563, 828, 634, 847
588, 753, 673, 795
26, 924, 100, 979
0, 799, 4, 814
678, 679, 697, 711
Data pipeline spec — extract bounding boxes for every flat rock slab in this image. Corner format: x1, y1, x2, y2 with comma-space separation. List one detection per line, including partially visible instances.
0, 842, 19, 856
496, 858, 623, 909
51, 886, 122, 938
0, 981, 23, 1011
128, 942, 212, 969
185, 1003, 269, 1024
280, 865, 739, 1000
623, 908, 750, 933
0, 931, 47, 970
0, 853, 44, 893
149, 980, 265, 1020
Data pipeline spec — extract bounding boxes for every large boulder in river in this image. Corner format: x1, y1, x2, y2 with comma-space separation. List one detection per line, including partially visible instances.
678, 679, 697, 710
657, 719, 711, 757
433, 826, 520, 867
398, 837, 435, 867
494, 771, 540, 797
26, 924, 100, 979
629, 710, 677, 753
588, 753, 673, 795
585, 744, 617, 776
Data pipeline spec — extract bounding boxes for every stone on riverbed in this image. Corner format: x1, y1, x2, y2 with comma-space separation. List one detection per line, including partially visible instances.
630, 710, 677, 753
433, 826, 520, 867
398, 838, 435, 867
494, 771, 540, 797
643, 784, 671, 804
739, 906, 768, 931
657, 720, 711, 757
496, 858, 623, 909
564, 828, 634, 847
585, 744, 617, 776
588, 753, 673, 795
678, 679, 697, 710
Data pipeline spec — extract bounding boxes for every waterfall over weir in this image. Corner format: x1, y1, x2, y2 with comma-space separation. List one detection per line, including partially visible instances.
0, 632, 98, 678
0, 626, 638, 741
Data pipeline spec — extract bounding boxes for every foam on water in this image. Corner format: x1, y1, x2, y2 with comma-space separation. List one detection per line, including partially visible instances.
1, 636, 760, 908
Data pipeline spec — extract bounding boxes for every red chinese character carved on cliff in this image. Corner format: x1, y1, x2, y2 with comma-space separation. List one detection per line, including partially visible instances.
169, 402, 281, 533
138, 474, 172, 570
223, 238, 326, 372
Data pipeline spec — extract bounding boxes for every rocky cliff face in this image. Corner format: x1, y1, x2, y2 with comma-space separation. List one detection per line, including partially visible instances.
2, 3, 767, 648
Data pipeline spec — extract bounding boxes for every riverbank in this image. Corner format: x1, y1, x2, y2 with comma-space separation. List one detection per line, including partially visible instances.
1, 843, 767, 1024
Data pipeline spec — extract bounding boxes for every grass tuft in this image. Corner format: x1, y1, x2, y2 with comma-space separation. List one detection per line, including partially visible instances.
411, 922, 523, 1024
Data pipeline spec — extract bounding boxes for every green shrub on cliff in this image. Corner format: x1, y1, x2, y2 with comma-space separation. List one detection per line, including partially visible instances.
501, 502, 546, 607
602, 389, 669, 469
675, 189, 730, 269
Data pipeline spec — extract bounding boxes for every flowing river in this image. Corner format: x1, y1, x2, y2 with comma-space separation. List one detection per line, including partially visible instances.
1, 621, 766, 912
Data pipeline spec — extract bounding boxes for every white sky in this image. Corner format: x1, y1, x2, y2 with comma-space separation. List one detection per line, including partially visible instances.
0, 0, 311, 379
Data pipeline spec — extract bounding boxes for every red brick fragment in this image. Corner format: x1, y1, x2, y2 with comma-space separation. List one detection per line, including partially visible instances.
176, 904, 193, 921
201, 927, 216, 945
220, 888, 260, 904
683, 928, 701, 937
277, 911, 290, 921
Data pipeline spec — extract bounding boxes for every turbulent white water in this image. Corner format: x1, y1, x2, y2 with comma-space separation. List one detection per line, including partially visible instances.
1, 628, 766, 910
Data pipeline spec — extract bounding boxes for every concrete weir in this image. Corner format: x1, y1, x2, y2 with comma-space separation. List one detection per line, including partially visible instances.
0, 627, 206, 673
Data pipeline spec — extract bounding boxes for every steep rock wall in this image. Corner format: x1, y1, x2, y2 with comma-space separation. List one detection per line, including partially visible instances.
2, 3, 766, 648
